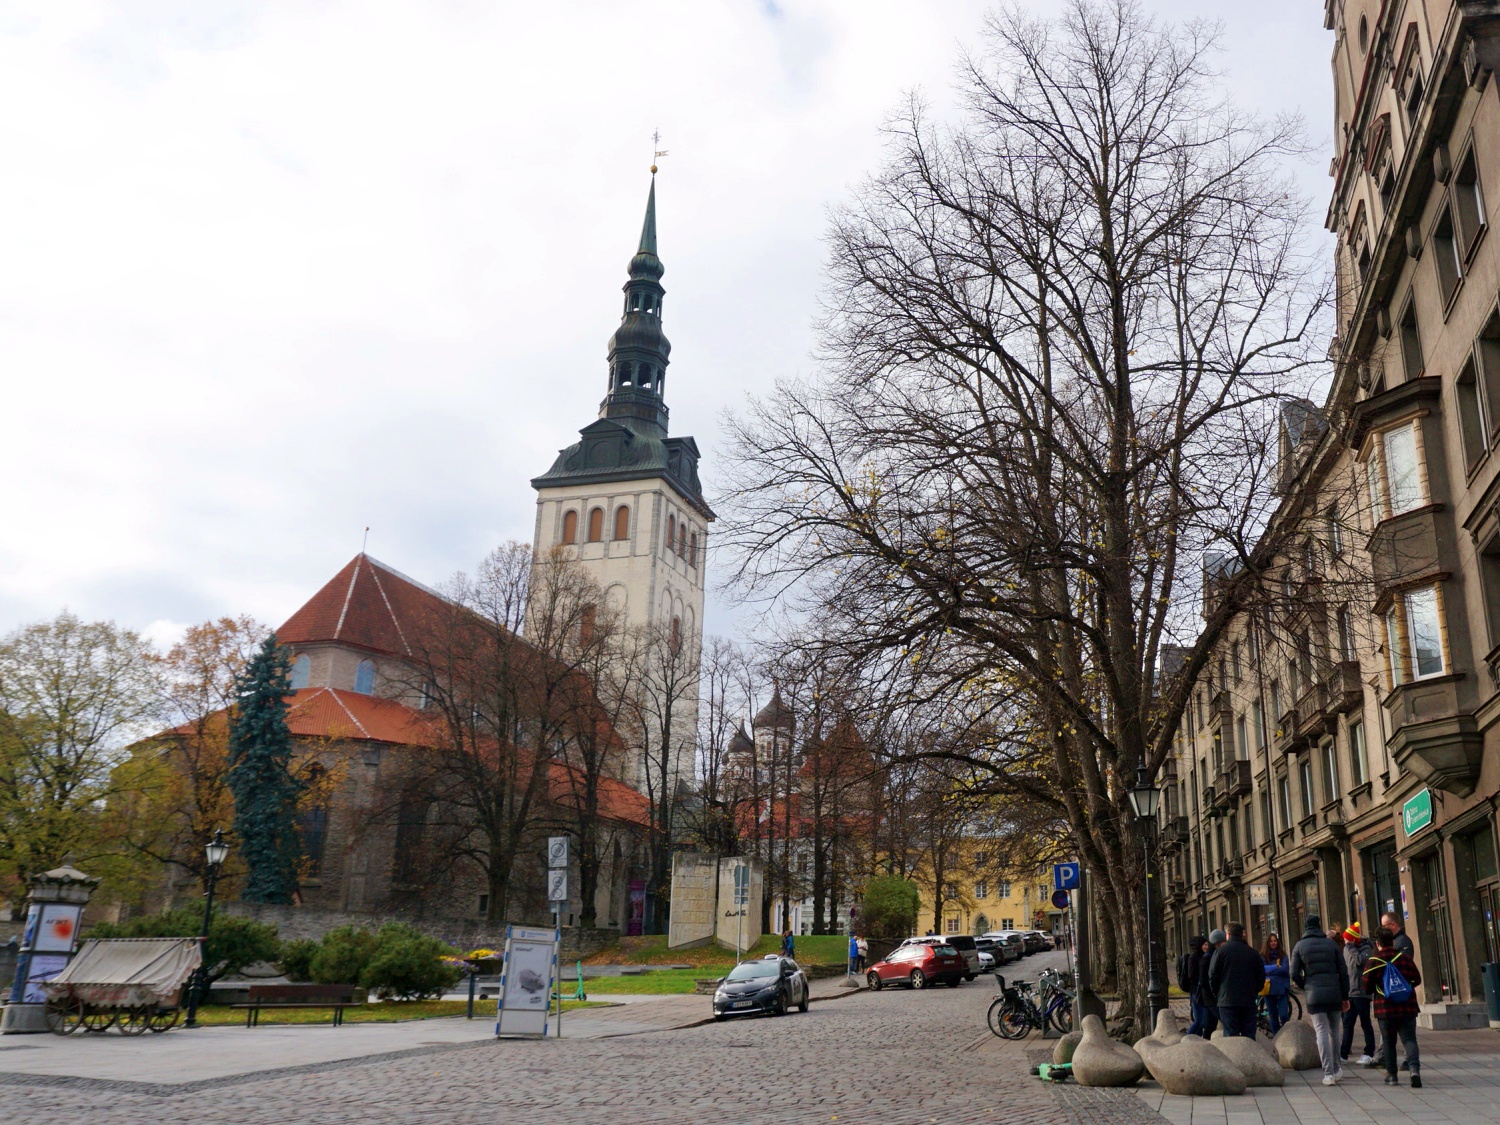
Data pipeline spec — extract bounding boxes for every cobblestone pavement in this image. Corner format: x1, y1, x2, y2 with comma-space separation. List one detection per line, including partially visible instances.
4, 971, 1081, 1125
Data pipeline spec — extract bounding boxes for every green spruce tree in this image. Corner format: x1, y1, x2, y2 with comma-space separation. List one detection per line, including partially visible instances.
226, 635, 302, 904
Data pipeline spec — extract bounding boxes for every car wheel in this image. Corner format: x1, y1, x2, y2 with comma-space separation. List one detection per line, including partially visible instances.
714, 1013, 727, 1021
947, 978, 962, 988
772, 991, 787, 1016
866, 972, 882, 991
798, 987, 809, 1013
964, 974, 976, 982
909, 969, 926, 990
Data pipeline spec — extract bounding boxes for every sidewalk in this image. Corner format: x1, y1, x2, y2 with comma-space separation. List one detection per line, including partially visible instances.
0, 976, 866, 1091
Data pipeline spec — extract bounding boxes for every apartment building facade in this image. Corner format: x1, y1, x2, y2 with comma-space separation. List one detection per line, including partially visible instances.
1160, 1, 1500, 1029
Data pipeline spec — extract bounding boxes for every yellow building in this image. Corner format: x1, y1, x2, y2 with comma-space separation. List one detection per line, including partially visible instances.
909, 839, 1058, 937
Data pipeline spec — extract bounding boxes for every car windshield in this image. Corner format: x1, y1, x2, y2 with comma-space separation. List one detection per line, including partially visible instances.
932, 944, 958, 957
725, 960, 780, 981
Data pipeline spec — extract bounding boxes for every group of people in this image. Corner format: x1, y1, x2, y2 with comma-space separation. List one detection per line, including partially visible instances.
1176, 911, 1422, 1088
845, 932, 869, 971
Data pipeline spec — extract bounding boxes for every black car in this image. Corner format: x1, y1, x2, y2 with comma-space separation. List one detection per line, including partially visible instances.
712, 955, 810, 1019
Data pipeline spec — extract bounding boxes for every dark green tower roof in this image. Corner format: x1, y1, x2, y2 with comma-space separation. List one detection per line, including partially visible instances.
532, 174, 712, 518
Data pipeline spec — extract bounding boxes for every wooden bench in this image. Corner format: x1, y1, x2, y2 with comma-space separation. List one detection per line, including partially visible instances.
232, 983, 364, 1027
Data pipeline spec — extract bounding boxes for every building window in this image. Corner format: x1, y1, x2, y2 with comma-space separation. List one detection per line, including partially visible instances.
945, 917, 960, 934
1253, 701, 1265, 752
561, 510, 579, 545
1277, 774, 1291, 832
689, 531, 698, 568
1454, 147, 1487, 256
670, 616, 682, 655
478, 894, 489, 916
613, 505, 631, 541
1367, 422, 1424, 520
974, 880, 988, 899
1349, 720, 1368, 787
666, 514, 676, 556
1299, 758, 1315, 819
1231, 642, 1241, 682
1385, 584, 1446, 685
289, 654, 311, 690
1404, 65, 1424, 129
1234, 715, 1247, 762
1260, 788, 1273, 847
587, 507, 605, 543
1323, 740, 1340, 803
354, 659, 375, 695
580, 605, 597, 646
1327, 506, 1344, 557
996, 881, 1011, 899
1397, 298, 1424, 382
678, 523, 687, 559
1336, 607, 1354, 662
1434, 206, 1463, 306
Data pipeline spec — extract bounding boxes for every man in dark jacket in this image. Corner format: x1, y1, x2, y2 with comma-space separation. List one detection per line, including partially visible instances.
1182, 936, 1215, 1037
1371, 911, 1417, 1070
1290, 915, 1350, 1084
1207, 922, 1265, 1037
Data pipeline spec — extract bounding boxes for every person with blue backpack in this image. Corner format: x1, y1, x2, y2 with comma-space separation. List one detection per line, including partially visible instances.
1362, 925, 1422, 1088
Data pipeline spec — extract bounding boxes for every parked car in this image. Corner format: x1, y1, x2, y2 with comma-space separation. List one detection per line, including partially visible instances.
1027, 930, 1054, 952
711, 955, 810, 1019
976, 948, 995, 972
977, 935, 1020, 965
867, 943, 966, 990
984, 931, 1029, 959
1022, 931, 1045, 954
903, 934, 980, 980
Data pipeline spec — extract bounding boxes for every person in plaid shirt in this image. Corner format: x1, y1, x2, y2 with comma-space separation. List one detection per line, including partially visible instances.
1361, 926, 1422, 1088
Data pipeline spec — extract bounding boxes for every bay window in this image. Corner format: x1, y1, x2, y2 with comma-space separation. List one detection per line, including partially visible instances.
1385, 584, 1447, 686
1366, 422, 1425, 520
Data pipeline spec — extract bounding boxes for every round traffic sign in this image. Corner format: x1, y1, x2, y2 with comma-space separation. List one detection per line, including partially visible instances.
1051, 889, 1070, 910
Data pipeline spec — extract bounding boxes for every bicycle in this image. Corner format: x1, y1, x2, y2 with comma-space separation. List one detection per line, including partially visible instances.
987, 973, 1073, 1040
1255, 988, 1302, 1036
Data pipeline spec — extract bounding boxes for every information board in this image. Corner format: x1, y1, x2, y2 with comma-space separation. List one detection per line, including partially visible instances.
496, 925, 558, 1039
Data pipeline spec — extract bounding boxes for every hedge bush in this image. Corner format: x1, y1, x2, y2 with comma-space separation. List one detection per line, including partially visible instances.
279, 922, 460, 1000
91, 909, 280, 985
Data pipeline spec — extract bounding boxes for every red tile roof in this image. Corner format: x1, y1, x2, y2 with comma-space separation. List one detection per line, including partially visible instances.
278, 554, 451, 656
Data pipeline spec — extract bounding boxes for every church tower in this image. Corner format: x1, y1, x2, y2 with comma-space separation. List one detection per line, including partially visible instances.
531, 172, 712, 788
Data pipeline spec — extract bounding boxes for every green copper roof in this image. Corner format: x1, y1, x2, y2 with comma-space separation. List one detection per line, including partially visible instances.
638, 175, 658, 256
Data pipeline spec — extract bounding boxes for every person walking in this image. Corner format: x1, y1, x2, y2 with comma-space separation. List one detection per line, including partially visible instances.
782, 929, 795, 958
1363, 925, 1422, 1088
848, 931, 859, 975
1340, 922, 1375, 1065
1370, 910, 1417, 1071
1290, 914, 1351, 1086
1208, 922, 1265, 1038
1262, 932, 1291, 1035
855, 935, 868, 972
1180, 935, 1211, 1037
1187, 933, 1220, 1038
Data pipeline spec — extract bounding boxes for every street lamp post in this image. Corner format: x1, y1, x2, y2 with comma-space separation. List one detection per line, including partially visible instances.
182, 829, 230, 1029
1127, 766, 1165, 1021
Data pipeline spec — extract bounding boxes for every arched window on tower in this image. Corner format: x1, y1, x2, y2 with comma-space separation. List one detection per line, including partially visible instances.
666, 514, 676, 556
289, 654, 311, 690
617, 362, 632, 388
587, 507, 604, 542
671, 616, 682, 655
580, 604, 597, 647
354, 660, 375, 695
614, 505, 631, 541
640, 366, 652, 390
689, 532, 698, 569
678, 523, 687, 559
562, 510, 579, 544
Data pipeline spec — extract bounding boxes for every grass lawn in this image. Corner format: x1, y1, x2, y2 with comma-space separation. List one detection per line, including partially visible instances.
585, 932, 850, 971
190, 998, 609, 1027
579, 969, 715, 995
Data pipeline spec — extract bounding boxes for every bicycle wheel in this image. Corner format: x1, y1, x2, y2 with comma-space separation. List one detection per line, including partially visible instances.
997, 1003, 1032, 1040
986, 998, 1009, 1038
1047, 998, 1073, 1036
1287, 993, 1303, 1021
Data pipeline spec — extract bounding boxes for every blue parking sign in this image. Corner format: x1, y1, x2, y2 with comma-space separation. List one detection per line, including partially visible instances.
1053, 863, 1080, 891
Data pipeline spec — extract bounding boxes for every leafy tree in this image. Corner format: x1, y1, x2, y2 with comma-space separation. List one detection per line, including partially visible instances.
359, 924, 462, 1000
227, 635, 302, 904
860, 875, 919, 940
308, 924, 379, 984
0, 612, 161, 901
91, 907, 280, 986
277, 938, 319, 982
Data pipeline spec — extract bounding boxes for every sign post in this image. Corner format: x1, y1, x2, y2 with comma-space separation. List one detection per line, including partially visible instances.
1402, 789, 1434, 837
547, 837, 569, 1038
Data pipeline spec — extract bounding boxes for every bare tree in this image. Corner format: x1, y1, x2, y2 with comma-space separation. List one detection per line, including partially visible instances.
721, 0, 1326, 1025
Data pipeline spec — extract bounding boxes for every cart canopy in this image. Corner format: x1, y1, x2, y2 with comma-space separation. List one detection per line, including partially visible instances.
43, 938, 202, 1009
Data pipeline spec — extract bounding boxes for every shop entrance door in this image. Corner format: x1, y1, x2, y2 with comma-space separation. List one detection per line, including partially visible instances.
1366, 842, 1399, 921
1415, 852, 1458, 1001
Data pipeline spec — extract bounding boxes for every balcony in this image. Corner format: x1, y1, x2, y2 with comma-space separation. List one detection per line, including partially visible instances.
1274, 706, 1304, 753
1329, 661, 1365, 715
1217, 759, 1252, 800
1295, 683, 1330, 740
1385, 673, 1484, 797
1167, 815, 1191, 844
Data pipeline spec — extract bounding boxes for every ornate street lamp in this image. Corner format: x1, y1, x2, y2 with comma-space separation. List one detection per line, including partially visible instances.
183, 829, 229, 1029
1127, 766, 1166, 1020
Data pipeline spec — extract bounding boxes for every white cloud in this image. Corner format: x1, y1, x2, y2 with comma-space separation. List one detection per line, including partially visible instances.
0, 0, 1332, 639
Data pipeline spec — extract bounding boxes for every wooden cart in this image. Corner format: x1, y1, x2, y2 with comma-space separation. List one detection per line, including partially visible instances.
41, 937, 202, 1035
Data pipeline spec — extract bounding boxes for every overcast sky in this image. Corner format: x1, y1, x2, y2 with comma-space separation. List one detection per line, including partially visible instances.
0, 0, 1334, 647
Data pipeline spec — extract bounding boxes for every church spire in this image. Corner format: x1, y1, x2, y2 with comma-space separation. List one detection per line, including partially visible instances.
601, 173, 671, 437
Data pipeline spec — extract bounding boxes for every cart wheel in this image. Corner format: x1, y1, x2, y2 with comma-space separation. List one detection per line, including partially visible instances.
81, 1006, 118, 1033
116, 1008, 150, 1036
44, 998, 85, 1036
147, 1007, 181, 1033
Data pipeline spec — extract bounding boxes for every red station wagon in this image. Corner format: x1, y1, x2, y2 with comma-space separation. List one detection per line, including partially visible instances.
866, 942, 966, 990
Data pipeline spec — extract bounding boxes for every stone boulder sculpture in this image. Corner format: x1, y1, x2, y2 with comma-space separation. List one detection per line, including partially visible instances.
1212, 1035, 1285, 1086
1052, 1030, 1083, 1065
1071, 1015, 1146, 1087
1135, 1015, 1247, 1097
1272, 1021, 1321, 1070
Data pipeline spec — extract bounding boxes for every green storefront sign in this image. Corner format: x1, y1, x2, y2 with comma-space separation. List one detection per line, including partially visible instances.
1402, 788, 1434, 837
